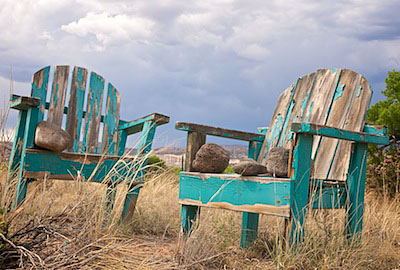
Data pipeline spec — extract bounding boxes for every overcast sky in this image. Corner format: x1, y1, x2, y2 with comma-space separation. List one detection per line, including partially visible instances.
1, 0, 399, 147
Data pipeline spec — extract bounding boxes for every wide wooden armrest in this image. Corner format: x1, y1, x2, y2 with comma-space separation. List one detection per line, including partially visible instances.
291, 122, 389, 145
118, 113, 170, 135
176, 122, 265, 142
10, 95, 40, 110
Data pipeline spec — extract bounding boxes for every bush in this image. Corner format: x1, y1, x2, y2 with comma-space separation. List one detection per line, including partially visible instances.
367, 70, 400, 197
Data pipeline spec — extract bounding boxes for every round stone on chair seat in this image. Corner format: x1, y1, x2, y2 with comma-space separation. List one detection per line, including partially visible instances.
233, 159, 268, 176
192, 143, 230, 173
35, 121, 73, 152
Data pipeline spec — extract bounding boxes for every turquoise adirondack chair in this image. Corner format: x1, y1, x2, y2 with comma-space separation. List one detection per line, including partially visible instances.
176, 68, 389, 248
8, 65, 169, 220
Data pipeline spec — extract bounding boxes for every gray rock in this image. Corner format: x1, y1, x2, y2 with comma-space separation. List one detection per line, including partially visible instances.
35, 121, 73, 152
265, 147, 289, 177
192, 143, 230, 173
233, 159, 268, 176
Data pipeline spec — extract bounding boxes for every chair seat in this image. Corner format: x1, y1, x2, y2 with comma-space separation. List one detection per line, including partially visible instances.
23, 148, 136, 182
179, 172, 292, 217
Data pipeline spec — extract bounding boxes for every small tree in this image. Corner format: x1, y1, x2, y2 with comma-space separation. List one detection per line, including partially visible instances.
367, 70, 400, 197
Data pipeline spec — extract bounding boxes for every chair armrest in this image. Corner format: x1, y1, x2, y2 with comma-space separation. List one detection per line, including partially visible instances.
291, 122, 389, 145
175, 122, 265, 142
257, 127, 268, 135
10, 95, 40, 110
118, 113, 169, 135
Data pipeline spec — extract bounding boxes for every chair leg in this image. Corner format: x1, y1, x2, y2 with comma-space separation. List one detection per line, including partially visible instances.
180, 204, 200, 236
240, 212, 259, 248
344, 143, 368, 243
14, 175, 29, 209
121, 183, 142, 222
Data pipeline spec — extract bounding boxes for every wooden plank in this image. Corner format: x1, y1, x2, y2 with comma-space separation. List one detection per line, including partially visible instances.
344, 142, 368, 241
47, 66, 70, 127
14, 106, 40, 208
258, 82, 298, 162
311, 186, 346, 209
298, 69, 340, 159
289, 133, 313, 246
291, 123, 389, 145
30, 66, 50, 121
328, 75, 372, 179
277, 71, 316, 148
185, 132, 206, 171
66, 67, 88, 152
313, 69, 363, 180
9, 95, 40, 110
23, 149, 134, 183
179, 173, 291, 217
176, 122, 264, 142
120, 113, 170, 134
102, 83, 120, 154
82, 72, 105, 154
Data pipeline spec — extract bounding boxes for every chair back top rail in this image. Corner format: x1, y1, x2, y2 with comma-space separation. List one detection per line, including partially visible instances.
30, 66, 121, 155
258, 68, 372, 181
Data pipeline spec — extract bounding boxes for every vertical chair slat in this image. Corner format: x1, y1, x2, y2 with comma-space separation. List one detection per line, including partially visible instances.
66, 67, 88, 152
102, 83, 120, 155
82, 72, 105, 154
328, 76, 372, 180
47, 66, 69, 126
314, 70, 368, 180
31, 66, 50, 122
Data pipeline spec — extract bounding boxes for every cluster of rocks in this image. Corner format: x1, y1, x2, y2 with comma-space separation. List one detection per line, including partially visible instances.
192, 143, 289, 177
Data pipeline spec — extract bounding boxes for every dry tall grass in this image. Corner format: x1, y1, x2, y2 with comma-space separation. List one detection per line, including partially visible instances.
1, 164, 399, 269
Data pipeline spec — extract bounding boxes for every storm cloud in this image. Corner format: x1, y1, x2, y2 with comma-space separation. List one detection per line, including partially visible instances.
1, 0, 399, 146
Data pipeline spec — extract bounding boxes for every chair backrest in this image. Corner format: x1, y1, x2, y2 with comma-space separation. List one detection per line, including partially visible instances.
30, 65, 121, 155
258, 69, 372, 181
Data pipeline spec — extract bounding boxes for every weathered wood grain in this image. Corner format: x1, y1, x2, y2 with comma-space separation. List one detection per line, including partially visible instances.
30, 66, 50, 121
176, 122, 264, 142
291, 123, 388, 145
313, 70, 362, 180
47, 66, 69, 127
82, 72, 105, 154
66, 67, 88, 152
185, 132, 206, 171
299, 69, 340, 159
258, 82, 297, 162
328, 75, 372, 179
277, 72, 316, 148
179, 172, 292, 217
102, 83, 120, 155
9, 95, 40, 110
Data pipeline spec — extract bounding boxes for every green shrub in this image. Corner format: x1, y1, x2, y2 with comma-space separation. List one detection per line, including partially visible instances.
367, 70, 400, 197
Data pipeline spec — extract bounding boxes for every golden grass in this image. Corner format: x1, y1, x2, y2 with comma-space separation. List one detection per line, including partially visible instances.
1, 165, 400, 269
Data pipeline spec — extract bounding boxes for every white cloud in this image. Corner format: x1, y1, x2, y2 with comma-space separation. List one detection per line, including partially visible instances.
61, 12, 155, 49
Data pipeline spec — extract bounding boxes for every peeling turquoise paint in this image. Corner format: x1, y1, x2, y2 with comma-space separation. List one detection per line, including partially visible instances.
332, 68, 337, 73
31, 66, 50, 121
304, 102, 314, 122
266, 114, 283, 150
279, 102, 294, 146
334, 83, 345, 100
356, 85, 362, 97
179, 173, 291, 211
288, 115, 298, 141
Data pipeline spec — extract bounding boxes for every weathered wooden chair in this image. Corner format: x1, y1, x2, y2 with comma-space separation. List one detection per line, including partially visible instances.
8, 65, 169, 220
176, 68, 389, 248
